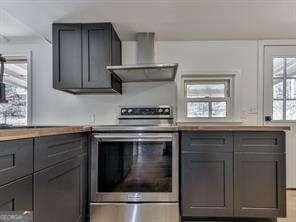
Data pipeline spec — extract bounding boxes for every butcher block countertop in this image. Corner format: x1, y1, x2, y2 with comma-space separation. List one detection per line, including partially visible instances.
0, 124, 290, 141
178, 123, 290, 132
0, 126, 92, 141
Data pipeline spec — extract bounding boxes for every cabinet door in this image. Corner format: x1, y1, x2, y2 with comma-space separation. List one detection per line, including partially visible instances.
181, 152, 233, 217
0, 139, 33, 186
53, 23, 82, 89
82, 23, 111, 88
0, 176, 33, 211
234, 153, 286, 218
34, 154, 87, 222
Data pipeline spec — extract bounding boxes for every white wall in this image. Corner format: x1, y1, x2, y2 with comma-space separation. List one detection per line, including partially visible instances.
0, 41, 176, 125
0, 40, 259, 125
1, 40, 259, 125
3, 39, 296, 188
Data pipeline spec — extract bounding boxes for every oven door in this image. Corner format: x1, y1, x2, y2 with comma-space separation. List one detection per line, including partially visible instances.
91, 132, 178, 202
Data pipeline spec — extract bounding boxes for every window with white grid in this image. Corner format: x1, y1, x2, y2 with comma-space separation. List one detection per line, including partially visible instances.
272, 57, 296, 120
184, 79, 231, 119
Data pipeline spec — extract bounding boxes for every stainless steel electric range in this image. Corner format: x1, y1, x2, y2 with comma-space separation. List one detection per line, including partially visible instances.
90, 105, 179, 222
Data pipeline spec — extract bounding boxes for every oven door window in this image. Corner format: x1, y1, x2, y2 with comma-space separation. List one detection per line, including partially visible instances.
97, 141, 172, 192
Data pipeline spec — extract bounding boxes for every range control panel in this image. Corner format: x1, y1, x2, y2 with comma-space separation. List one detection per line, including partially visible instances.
120, 106, 171, 117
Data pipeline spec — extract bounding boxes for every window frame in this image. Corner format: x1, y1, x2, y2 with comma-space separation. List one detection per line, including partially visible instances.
272, 57, 296, 121
182, 76, 234, 121
2, 52, 32, 125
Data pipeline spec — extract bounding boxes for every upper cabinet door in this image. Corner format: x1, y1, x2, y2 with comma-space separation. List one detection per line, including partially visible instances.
82, 23, 110, 88
53, 24, 82, 89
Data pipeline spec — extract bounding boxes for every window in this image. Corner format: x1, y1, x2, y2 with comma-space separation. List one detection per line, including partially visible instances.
272, 57, 296, 120
184, 79, 231, 119
0, 56, 28, 125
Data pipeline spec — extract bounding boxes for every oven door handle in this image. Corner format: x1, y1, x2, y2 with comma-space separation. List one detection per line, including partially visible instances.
93, 133, 174, 142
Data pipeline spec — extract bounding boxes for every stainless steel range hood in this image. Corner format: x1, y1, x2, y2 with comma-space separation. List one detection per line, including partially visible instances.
107, 33, 178, 82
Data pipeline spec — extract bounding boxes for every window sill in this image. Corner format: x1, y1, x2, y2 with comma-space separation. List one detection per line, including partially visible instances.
177, 119, 243, 124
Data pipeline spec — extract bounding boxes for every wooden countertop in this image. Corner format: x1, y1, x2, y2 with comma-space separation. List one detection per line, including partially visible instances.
0, 124, 290, 141
178, 123, 290, 132
0, 126, 92, 141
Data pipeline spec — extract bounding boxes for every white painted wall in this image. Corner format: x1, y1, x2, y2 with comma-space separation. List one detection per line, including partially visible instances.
0, 40, 176, 125
0, 40, 259, 125
2, 39, 296, 188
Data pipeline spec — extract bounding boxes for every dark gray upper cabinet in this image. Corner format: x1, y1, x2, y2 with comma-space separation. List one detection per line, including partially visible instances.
53, 22, 122, 94
53, 24, 82, 89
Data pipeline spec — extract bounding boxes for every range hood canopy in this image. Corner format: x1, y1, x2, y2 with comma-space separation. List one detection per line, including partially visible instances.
107, 33, 178, 83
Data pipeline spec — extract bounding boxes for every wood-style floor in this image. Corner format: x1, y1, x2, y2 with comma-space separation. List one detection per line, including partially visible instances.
278, 190, 296, 222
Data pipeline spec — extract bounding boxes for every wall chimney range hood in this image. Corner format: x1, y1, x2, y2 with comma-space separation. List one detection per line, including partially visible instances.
107, 33, 178, 82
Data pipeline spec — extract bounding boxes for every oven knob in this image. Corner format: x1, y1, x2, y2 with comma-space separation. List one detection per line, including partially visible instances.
128, 109, 133, 114
121, 109, 127, 114
158, 108, 163, 113
164, 108, 170, 113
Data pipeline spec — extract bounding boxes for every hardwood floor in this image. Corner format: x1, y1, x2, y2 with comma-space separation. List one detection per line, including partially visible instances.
278, 190, 296, 222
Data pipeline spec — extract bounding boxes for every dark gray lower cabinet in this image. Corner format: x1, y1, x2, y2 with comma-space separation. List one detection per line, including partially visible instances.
0, 175, 33, 211
34, 154, 87, 222
0, 139, 33, 186
234, 153, 286, 218
181, 131, 286, 221
34, 133, 87, 171
181, 152, 233, 217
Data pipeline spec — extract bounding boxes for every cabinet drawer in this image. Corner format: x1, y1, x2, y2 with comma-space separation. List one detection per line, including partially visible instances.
34, 134, 87, 171
0, 175, 33, 211
0, 139, 33, 186
234, 132, 285, 153
181, 132, 233, 153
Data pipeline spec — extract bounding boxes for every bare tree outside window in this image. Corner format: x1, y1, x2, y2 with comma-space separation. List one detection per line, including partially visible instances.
272, 57, 296, 120
184, 79, 231, 119
0, 58, 27, 125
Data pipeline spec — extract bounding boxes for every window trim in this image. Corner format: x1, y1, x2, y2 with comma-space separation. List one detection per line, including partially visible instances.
180, 75, 234, 122
3, 51, 32, 125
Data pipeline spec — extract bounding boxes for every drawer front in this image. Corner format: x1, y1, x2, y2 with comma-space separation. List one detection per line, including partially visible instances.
0, 175, 33, 211
234, 132, 285, 153
34, 133, 87, 171
181, 132, 233, 153
0, 139, 33, 186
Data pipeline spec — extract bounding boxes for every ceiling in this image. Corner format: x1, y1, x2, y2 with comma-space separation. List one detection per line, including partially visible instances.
2, 0, 296, 42
0, 8, 36, 42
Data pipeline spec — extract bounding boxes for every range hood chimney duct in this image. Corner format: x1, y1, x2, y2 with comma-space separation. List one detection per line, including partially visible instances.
137, 32, 155, 64
107, 32, 178, 82
0, 54, 7, 103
